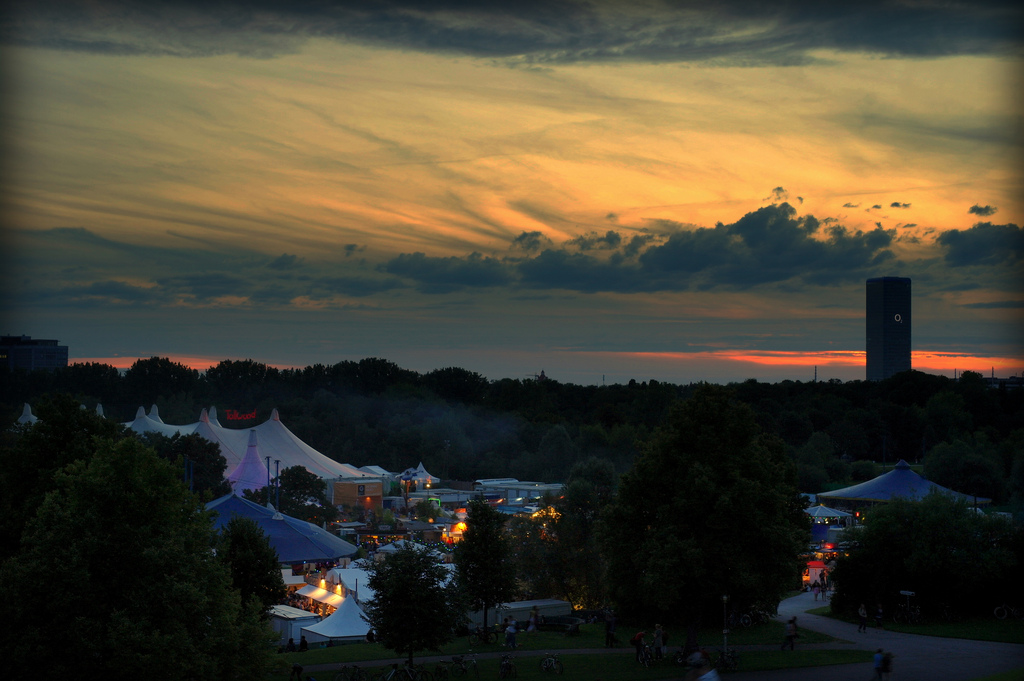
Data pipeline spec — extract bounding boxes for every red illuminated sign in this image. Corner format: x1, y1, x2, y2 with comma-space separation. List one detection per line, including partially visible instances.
224, 409, 257, 421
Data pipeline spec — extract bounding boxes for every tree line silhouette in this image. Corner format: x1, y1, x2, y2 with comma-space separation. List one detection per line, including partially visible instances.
3, 357, 1022, 504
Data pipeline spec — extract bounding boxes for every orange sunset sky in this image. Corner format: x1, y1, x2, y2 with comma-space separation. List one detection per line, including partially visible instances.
2, 1, 1022, 384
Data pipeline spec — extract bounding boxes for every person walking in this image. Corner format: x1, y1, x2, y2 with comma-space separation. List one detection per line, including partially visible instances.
604, 610, 617, 648
858, 603, 868, 633
780, 617, 799, 650
873, 649, 884, 680
505, 619, 518, 650
630, 630, 647, 663
652, 624, 664, 660
812, 580, 821, 602
874, 603, 885, 630
685, 651, 721, 681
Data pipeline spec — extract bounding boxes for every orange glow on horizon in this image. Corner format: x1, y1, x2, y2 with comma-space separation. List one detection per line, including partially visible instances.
71, 356, 304, 372
618, 350, 1023, 375
71, 349, 1023, 379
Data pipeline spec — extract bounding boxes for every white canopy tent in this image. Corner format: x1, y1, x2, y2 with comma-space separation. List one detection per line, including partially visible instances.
301, 596, 370, 644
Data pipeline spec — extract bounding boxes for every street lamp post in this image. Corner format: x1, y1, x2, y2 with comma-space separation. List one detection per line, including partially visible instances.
722, 595, 730, 655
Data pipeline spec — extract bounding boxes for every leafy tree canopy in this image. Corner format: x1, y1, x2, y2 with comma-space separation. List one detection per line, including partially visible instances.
0, 436, 276, 679
244, 464, 339, 525
141, 431, 231, 500
454, 499, 517, 628
830, 493, 1022, 617
601, 385, 808, 650
363, 545, 467, 665
216, 515, 288, 616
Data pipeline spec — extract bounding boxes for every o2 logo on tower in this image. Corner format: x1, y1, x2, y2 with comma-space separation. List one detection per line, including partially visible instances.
894, 314, 902, 323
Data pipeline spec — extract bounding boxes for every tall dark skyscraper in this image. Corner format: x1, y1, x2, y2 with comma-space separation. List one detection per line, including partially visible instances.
866, 277, 912, 381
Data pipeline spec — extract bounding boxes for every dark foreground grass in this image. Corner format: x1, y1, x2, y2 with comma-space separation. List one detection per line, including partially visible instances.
269, 649, 873, 680
804, 606, 1024, 644
267, 623, 863, 680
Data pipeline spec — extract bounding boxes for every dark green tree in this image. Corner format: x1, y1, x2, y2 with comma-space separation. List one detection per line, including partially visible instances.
141, 431, 231, 499
123, 356, 201, 406
829, 494, 1021, 617
244, 464, 339, 525
601, 385, 808, 651
545, 458, 617, 608
0, 393, 126, 561
363, 545, 467, 664
216, 515, 288, 616
0, 437, 276, 679
924, 438, 1005, 503
454, 499, 517, 629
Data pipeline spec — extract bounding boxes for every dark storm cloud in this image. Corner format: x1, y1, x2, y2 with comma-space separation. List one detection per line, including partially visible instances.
843, 202, 860, 208
510, 231, 553, 253
969, 204, 998, 216
936, 222, 1024, 266
33, 280, 169, 307
156, 273, 251, 299
315, 275, 406, 298
890, 202, 911, 208
344, 244, 366, 258
961, 300, 1024, 309
4, 1, 1020, 65
566, 230, 622, 251
382, 251, 512, 293
7, 226, 408, 310
385, 203, 899, 294
267, 253, 304, 270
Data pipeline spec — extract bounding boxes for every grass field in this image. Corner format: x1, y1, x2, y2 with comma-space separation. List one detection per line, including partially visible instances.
267, 622, 871, 680
804, 606, 1024, 644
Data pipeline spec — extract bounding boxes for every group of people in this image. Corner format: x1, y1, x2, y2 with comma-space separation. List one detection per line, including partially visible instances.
858, 603, 886, 632
500, 606, 542, 649
810, 575, 831, 601
628, 624, 669, 662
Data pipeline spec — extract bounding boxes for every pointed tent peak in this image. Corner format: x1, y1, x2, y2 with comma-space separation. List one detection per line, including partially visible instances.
247, 429, 259, 447
18, 403, 38, 424
272, 510, 284, 520
95, 404, 104, 417
149, 404, 163, 422
200, 408, 209, 423
135, 406, 146, 419
894, 460, 912, 470
272, 408, 281, 421
209, 406, 222, 426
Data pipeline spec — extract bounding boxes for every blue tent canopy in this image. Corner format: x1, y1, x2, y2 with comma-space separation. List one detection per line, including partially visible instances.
817, 460, 990, 505
206, 494, 358, 564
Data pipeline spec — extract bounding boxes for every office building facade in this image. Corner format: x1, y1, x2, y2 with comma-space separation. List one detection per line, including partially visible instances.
0, 335, 69, 372
866, 277, 911, 381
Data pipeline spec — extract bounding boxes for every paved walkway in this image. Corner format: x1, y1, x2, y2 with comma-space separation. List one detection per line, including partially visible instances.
298, 593, 1024, 681
728, 591, 1024, 681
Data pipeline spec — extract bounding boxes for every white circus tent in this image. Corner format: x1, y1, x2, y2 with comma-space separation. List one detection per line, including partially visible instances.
124, 406, 371, 481
226, 431, 271, 493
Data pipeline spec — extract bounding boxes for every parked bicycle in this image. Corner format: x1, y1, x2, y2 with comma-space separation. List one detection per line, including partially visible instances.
893, 601, 922, 624
436, 651, 475, 675
714, 649, 739, 671
539, 653, 563, 675
449, 655, 479, 679
994, 603, 1022, 620
638, 642, 654, 668
335, 665, 368, 681
470, 627, 497, 646
498, 654, 517, 679
374, 662, 432, 681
